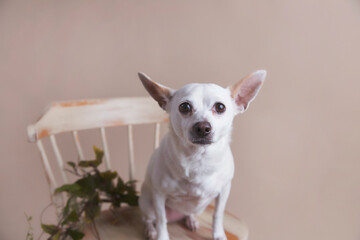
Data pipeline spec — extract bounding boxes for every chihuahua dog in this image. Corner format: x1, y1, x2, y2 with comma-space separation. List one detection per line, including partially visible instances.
138, 70, 266, 240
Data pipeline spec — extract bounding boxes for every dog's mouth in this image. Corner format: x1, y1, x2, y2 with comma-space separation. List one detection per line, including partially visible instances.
190, 138, 213, 145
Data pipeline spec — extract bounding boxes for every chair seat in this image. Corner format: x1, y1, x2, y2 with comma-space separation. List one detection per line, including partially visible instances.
84, 206, 248, 240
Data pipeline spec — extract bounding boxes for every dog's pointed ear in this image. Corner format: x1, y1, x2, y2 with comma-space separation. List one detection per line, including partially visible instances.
230, 70, 266, 114
138, 72, 174, 111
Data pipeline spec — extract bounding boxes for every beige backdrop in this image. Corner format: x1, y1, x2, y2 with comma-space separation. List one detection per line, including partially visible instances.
1, 0, 360, 239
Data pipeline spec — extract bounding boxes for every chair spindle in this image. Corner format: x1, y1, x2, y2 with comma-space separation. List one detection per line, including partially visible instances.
154, 123, 161, 149
36, 139, 58, 190
72, 131, 85, 161
127, 125, 135, 181
50, 135, 68, 183
100, 127, 111, 170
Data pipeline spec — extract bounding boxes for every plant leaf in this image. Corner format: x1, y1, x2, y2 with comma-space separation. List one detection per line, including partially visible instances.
67, 161, 76, 168
40, 146, 140, 240
78, 159, 101, 168
116, 177, 125, 192
93, 145, 104, 162
53, 231, 61, 240
122, 192, 139, 206
78, 146, 104, 168
97, 171, 117, 192
85, 194, 100, 220
100, 171, 117, 180
55, 183, 82, 195
67, 229, 85, 240
75, 176, 96, 197
41, 224, 59, 235
62, 210, 79, 225
63, 196, 74, 216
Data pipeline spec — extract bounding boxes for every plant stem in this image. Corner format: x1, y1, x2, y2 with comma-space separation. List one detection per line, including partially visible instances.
91, 221, 101, 240
65, 169, 82, 177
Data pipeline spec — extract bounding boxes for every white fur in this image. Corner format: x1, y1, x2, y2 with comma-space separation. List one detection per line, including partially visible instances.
138, 71, 266, 240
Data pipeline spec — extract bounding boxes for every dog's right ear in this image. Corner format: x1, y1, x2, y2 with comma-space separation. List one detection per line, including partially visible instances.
138, 72, 173, 111
230, 70, 266, 114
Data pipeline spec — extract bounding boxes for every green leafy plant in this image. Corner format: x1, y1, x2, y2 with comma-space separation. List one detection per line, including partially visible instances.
41, 146, 139, 240
25, 214, 34, 240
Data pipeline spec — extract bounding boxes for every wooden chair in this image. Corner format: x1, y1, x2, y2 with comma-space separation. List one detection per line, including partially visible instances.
27, 97, 248, 240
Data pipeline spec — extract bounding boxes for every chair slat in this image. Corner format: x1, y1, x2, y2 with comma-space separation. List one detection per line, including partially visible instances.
100, 127, 111, 170
36, 140, 58, 190
154, 123, 161, 149
72, 131, 85, 161
50, 135, 68, 183
127, 125, 135, 181
37, 139, 65, 217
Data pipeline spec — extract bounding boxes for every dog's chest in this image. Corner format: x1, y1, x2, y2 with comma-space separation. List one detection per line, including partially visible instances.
175, 176, 219, 199
165, 173, 226, 214
162, 139, 234, 214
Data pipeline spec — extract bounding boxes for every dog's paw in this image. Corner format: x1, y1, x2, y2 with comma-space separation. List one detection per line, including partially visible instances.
213, 235, 227, 240
184, 215, 199, 232
157, 231, 170, 240
214, 237, 227, 240
213, 230, 227, 240
144, 222, 157, 240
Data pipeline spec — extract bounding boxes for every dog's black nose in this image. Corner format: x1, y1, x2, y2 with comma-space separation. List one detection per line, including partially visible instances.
193, 121, 212, 138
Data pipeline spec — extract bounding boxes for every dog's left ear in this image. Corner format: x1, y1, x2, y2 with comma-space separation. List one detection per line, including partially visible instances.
230, 70, 266, 114
138, 72, 174, 111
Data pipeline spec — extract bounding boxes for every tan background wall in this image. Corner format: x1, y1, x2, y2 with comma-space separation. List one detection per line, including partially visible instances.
1, 0, 360, 239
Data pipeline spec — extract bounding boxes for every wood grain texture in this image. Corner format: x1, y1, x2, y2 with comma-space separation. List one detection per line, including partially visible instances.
83, 206, 248, 240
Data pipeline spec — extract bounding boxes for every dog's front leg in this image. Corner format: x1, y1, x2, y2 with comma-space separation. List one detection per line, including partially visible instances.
152, 192, 169, 240
213, 182, 231, 240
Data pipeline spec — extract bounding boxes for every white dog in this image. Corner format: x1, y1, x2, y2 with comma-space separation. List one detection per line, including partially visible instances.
138, 70, 266, 240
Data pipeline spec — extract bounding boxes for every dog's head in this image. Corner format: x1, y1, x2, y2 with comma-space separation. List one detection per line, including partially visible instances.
138, 71, 266, 146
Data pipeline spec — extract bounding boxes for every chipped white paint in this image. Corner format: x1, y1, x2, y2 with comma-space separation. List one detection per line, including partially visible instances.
27, 97, 168, 142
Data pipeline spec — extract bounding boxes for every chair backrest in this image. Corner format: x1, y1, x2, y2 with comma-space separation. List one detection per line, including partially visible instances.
27, 97, 168, 211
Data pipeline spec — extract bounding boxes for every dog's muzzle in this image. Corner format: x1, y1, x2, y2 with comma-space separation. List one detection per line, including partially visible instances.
190, 121, 213, 144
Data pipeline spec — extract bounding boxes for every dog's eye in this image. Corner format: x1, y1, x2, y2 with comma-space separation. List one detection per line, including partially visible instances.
179, 102, 192, 114
214, 102, 226, 113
